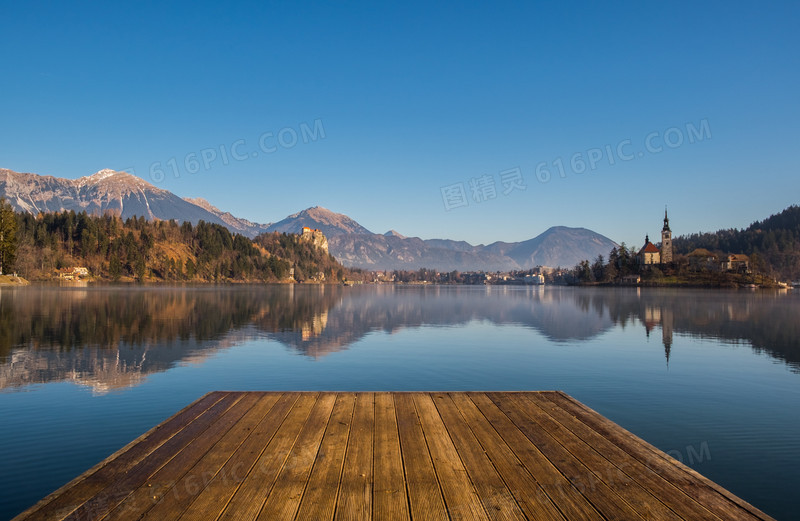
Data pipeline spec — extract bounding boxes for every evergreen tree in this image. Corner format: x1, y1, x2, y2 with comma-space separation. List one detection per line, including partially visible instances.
0, 198, 18, 275
109, 253, 122, 281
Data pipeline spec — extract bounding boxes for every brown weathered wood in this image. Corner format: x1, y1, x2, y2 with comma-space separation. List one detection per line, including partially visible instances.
176, 392, 299, 521
412, 392, 488, 520
464, 393, 603, 521
430, 393, 529, 521
139, 393, 282, 521
16, 391, 227, 521
13, 391, 776, 521
506, 392, 683, 521
543, 391, 776, 521
255, 392, 337, 521
393, 393, 449, 521
372, 393, 410, 521
525, 392, 722, 521
335, 392, 375, 521
214, 392, 320, 521
55, 392, 243, 521
447, 393, 569, 521
487, 392, 647, 520
295, 393, 357, 521
103, 393, 262, 521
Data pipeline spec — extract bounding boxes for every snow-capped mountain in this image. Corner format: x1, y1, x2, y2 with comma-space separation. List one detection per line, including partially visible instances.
0, 168, 267, 235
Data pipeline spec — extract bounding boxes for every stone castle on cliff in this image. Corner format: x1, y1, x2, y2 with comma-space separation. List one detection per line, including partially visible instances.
301, 226, 329, 253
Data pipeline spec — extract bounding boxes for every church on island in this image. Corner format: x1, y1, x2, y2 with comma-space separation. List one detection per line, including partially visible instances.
638, 209, 673, 265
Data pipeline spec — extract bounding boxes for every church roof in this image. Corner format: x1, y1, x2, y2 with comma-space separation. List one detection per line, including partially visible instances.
640, 242, 660, 254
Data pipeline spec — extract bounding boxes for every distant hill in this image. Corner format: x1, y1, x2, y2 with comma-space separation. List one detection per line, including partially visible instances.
266, 206, 373, 236
257, 205, 617, 271
327, 227, 617, 271
183, 197, 272, 237
2, 168, 618, 271
328, 233, 521, 271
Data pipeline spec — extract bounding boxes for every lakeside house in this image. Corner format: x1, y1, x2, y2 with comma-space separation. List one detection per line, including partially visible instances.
622, 274, 642, 284
57, 267, 90, 280
721, 254, 750, 272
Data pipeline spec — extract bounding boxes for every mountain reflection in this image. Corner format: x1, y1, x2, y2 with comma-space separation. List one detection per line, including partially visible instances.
1, 285, 798, 392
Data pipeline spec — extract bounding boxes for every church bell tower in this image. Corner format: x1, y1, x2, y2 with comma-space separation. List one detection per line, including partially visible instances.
661, 207, 673, 264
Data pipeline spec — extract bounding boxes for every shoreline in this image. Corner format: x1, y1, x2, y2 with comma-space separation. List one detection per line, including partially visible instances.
0, 275, 30, 286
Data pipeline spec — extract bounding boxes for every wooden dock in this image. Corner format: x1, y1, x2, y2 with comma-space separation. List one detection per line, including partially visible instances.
14, 392, 774, 521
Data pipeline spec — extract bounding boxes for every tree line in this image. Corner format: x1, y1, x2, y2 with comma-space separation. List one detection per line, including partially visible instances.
672, 205, 800, 280
6, 206, 351, 282
568, 205, 800, 284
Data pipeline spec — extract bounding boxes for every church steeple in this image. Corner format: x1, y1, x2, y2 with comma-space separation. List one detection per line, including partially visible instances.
661, 206, 673, 263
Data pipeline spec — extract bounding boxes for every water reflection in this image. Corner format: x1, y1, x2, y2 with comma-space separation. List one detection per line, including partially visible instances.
1, 285, 798, 392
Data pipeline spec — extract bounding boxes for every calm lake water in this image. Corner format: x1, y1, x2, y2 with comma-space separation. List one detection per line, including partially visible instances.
1, 284, 798, 520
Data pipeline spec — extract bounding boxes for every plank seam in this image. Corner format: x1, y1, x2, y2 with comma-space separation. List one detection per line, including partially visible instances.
487, 392, 639, 521
519, 393, 685, 521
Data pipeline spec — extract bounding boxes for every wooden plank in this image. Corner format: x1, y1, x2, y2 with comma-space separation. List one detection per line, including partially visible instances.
176, 392, 299, 521
103, 393, 262, 521
335, 392, 375, 521
56, 392, 243, 521
430, 393, 529, 521
526, 392, 722, 521
393, 393, 449, 521
138, 393, 282, 521
213, 392, 321, 521
13, 392, 775, 521
412, 392, 489, 520
446, 393, 569, 521
504, 392, 683, 521
255, 392, 337, 521
465, 393, 603, 521
16, 391, 227, 521
371, 393, 410, 521
543, 391, 776, 521
486, 392, 646, 520
296, 393, 357, 520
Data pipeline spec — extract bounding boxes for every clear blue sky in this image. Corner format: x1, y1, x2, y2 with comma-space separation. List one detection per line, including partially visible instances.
2, 1, 798, 247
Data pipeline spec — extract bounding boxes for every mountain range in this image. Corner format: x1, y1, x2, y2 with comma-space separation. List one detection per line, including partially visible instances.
1, 168, 618, 270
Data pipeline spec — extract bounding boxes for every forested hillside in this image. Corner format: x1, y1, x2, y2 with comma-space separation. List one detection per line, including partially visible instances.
11, 210, 348, 282
673, 205, 800, 280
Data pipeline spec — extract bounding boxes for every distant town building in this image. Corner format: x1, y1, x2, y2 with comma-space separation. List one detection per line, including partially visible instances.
524, 273, 545, 285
